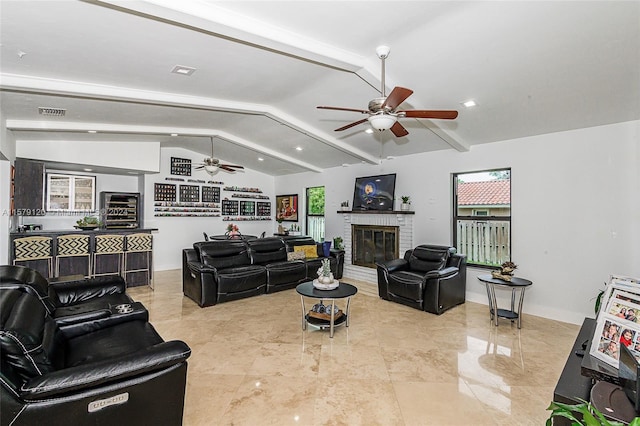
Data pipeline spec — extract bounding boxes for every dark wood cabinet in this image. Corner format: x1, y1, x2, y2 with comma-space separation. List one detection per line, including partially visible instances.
14, 158, 45, 216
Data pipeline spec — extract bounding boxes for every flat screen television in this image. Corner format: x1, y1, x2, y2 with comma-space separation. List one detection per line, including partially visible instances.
352, 173, 396, 211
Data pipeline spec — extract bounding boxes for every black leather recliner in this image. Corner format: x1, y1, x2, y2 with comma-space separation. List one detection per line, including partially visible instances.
0, 265, 147, 332
183, 240, 267, 307
247, 237, 307, 293
376, 245, 467, 315
0, 288, 191, 426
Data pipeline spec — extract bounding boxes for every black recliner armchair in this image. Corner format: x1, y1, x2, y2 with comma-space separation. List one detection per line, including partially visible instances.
0, 287, 191, 426
0, 265, 146, 332
376, 245, 467, 315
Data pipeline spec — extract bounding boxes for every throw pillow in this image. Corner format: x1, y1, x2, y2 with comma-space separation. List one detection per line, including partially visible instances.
294, 245, 318, 259
287, 251, 306, 261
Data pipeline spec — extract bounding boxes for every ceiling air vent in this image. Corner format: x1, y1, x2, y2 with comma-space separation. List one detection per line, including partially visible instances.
38, 107, 66, 117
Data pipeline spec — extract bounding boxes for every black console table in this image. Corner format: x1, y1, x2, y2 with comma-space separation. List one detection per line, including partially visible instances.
553, 318, 639, 425
554, 318, 596, 413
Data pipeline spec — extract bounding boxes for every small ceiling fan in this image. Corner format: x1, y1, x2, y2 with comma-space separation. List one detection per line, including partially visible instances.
187, 137, 244, 176
317, 45, 458, 137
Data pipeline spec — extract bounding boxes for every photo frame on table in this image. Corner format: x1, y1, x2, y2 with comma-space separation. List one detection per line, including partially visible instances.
590, 275, 640, 368
276, 194, 298, 222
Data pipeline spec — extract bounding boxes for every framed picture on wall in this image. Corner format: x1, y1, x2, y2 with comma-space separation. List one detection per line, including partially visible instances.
275, 194, 298, 222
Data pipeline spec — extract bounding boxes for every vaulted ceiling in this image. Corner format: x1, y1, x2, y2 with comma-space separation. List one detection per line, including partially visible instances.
1, 1, 638, 175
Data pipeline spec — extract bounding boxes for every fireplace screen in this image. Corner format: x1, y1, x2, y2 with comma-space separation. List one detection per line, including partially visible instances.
351, 225, 399, 269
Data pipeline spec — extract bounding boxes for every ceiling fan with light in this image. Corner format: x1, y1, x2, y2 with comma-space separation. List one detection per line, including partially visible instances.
182, 137, 244, 176
317, 45, 458, 137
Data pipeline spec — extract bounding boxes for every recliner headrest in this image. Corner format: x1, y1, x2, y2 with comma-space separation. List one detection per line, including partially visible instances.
409, 245, 451, 273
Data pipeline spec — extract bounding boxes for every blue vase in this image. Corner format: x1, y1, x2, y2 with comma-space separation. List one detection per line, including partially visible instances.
322, 241, 331, 257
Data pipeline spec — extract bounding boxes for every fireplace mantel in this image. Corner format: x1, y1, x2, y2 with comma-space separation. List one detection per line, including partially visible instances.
336, 210, 415, 215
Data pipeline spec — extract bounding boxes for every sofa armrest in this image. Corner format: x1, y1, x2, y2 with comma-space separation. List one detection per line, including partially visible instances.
20, 341, 191, 400
49, 277, 127, 306
376, 258, 408, 274
424, 266, 458, 280
187, 261, 216, 274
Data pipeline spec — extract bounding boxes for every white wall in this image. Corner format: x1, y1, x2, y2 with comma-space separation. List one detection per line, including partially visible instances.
275, 120, 640, 324
17, 141, 160, 173
0, 109, 16, 264
143, 147, 275, 271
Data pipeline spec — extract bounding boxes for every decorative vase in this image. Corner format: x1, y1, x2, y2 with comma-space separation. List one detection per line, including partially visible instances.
401, 203, 410, 211
278, 224, 284, 233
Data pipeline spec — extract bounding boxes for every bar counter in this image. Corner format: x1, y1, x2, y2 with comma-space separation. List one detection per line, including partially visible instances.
9, 228, 157, 287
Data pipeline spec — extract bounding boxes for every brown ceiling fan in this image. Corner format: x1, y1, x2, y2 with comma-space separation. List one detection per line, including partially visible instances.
178, 137, 244, 175
317, 45, 458, 137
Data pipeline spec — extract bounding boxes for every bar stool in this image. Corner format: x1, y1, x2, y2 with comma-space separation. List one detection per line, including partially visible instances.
123, 233, 154, 289
55, 234, 91, 278
92, 234, 125, 279
13, 236, 53, 279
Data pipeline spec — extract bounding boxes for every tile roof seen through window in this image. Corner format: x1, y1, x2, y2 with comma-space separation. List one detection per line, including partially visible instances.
457, 180, 510, 206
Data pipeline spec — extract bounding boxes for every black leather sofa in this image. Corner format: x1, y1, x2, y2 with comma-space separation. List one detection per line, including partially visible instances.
376, 244, 467, 315
182, 236, 345, 307
0, 265, 147, 332
0, 287, 191, 426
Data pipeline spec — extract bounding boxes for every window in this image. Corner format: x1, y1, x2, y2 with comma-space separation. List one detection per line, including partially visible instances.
306, 186, 325, 242
46, 173, 96, 212
453, 168, 511, 268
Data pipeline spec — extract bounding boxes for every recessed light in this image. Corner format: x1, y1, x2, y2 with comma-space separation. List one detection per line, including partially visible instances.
170, 133, 178, 137
83, 168, 93, 172
171, 65, 196, 76
295, 147, 302, 151
88, 130, 97, 133
258, 157, 264, 161
462, 100, 477, 108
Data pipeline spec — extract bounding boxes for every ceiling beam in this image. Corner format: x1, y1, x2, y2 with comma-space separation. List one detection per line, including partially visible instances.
86, 0, 468, 152
6, 120, 325, 173
1, 73, 381, 166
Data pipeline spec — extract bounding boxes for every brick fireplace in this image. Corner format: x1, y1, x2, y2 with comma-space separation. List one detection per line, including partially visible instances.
339, 211, 414, 283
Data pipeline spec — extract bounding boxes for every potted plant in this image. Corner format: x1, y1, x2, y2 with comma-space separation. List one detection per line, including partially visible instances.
340, 201, 350, 211
75, 216, 102, 230
333, 236, 344, 250
276, 216, 285, 234
546, 399, 640, 425
400, 195, 411, 211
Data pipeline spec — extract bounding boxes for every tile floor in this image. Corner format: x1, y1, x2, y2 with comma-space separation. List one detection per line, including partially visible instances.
128, 270, 580, 425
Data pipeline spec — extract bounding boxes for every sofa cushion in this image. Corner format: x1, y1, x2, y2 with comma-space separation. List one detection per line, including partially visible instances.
294, 245, 318, 259
408, 245, 450, 273
194, 241, 251, 269
247, 238, 287, 265
287, 251, 306, 261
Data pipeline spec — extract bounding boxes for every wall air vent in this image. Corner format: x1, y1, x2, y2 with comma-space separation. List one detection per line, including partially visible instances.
38, 107, 66, 117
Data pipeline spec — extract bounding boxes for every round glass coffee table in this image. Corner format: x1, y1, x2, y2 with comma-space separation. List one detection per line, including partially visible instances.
295, 281, 357, 338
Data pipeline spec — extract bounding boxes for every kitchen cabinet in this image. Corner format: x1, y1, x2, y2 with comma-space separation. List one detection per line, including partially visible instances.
46, 173, 96, 212
14, 158, 45, 215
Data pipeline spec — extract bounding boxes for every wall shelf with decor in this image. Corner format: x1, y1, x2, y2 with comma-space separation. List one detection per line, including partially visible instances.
222, 216, 272, 222
153, 201, 220, 217
231, 193, 269, 199
223, 186, 262, 193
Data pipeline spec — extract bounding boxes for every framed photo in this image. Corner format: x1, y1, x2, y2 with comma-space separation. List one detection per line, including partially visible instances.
276, 194, 298, 222
170, 157, 191, 176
